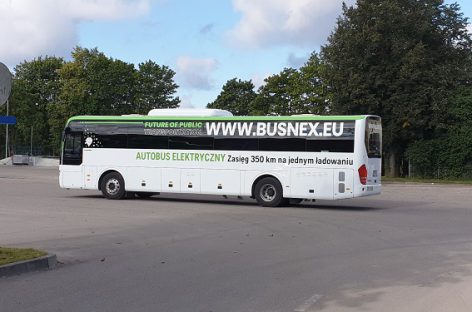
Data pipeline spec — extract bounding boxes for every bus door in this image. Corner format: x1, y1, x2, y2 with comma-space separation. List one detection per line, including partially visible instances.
60, 129, 84, 188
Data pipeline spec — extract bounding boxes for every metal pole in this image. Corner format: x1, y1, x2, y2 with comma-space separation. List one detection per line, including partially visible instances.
408, 159, 411, 178
30, 126, 33, 156
5, 99, 8, 159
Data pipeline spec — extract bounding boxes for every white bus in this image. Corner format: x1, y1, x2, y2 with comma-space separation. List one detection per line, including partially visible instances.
59, 109, 381, 206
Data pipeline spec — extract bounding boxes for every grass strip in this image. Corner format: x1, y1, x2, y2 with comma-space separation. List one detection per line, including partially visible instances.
0, 247, 47, 266
383, 177, 472, 185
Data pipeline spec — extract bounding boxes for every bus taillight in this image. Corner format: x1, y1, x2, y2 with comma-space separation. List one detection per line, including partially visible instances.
358, 165, 368, 185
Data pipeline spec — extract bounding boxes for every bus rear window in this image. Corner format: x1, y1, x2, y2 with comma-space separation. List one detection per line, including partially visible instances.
366, 117, 382, 158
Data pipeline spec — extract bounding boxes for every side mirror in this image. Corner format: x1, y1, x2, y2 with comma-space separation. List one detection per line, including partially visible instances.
64, 127, 71, 135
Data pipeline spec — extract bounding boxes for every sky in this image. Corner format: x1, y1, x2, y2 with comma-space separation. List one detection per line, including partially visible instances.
1, 0, 471, 109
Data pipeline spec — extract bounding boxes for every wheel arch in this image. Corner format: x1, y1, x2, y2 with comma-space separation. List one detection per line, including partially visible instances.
98, 169, 123, 191
251, 174, 284, 198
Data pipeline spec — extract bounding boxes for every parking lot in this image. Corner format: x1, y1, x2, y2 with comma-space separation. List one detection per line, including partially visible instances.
1, 166, 472, 311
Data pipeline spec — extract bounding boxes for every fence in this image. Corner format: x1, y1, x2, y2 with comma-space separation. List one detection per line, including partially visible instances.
11, 145, 44, 156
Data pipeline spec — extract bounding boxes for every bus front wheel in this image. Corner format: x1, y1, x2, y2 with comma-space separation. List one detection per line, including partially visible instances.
101, 172, 126, 200
254, 177, 286, 207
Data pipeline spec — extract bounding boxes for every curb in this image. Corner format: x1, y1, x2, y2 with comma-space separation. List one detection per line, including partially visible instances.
0, 254, 57, 277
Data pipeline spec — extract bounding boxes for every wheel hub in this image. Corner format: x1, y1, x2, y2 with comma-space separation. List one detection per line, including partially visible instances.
260, 184, 276, 202
106, 178, 120, 195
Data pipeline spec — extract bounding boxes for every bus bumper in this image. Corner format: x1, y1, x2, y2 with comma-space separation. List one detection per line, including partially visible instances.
356, 184, 381, 197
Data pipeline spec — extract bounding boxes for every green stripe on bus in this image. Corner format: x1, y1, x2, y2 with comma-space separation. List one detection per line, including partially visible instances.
79, 121, 143, 125
67, 115, 368, 125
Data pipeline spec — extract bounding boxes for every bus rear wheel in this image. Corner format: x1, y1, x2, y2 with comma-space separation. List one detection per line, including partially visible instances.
254, 177, 286, 207
101, 172, 126, 200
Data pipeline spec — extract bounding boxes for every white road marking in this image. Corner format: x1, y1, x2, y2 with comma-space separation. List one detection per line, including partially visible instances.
294, 293, 323, 312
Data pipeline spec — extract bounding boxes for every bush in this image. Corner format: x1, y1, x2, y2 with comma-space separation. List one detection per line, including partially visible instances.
407, 139, 441, 178
407, 133, 472, 179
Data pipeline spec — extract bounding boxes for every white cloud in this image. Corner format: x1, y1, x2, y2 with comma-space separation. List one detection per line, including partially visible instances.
176, 56, 218, 90
228, 0, 355, 48
287, 52, 309, 68
0, 0, 149, 68
178, 94, 194, 108
251, 73, 270, 89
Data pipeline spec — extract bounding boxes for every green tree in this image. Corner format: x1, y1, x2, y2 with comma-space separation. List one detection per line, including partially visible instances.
297, 52, 330, 114
48, 47, 136, 150
252, 58, 329, 116
252, 68, 301, 115
422, 86, 472, 178
135, 60, 180, 114
321, 0, 472, 176
407, 86, 472, 178
444, 87, 472, 178
207, 78, 256, 115
8, 56, 64, 155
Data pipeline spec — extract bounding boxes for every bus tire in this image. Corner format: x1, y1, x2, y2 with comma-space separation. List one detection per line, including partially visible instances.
101, 172, 126, 200
254, 177, 285, 207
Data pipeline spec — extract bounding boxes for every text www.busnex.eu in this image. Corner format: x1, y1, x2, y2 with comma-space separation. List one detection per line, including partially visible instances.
205, 121, 345, 137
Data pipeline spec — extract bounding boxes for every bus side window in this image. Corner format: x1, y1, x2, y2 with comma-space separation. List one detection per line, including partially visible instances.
214, 138, 258, 151
98, 134, 128, 148
258, 138, 305, 151
307, 139, 354, 153
169, 137, 214, 150
128, 134, 168, 149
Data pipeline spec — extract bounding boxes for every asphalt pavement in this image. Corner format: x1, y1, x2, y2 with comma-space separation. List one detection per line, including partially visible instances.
1, 166, 472, 312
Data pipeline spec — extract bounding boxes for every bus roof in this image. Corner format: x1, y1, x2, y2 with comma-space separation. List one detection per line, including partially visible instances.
148, 108, 233, 117
66, 114, 375, 125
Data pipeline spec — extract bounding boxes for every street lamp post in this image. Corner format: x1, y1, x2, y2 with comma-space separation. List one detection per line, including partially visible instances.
5, 99, 9, 158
